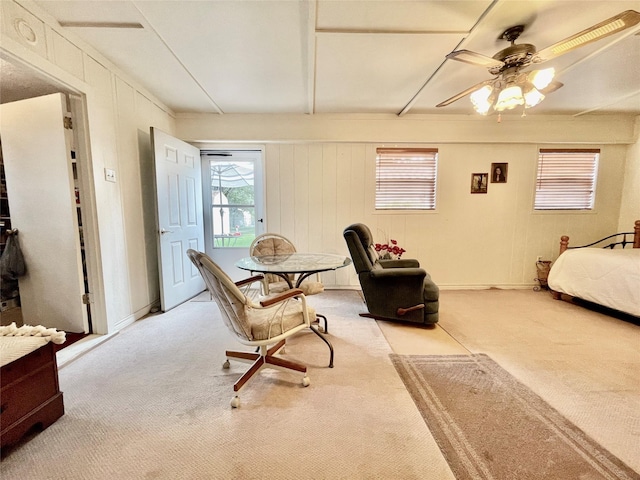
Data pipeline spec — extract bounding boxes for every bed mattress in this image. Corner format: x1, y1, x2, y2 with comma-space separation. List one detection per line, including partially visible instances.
548, 248, 640, 317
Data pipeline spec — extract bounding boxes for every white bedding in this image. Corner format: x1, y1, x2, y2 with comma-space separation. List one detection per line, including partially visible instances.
548, 248, 640, 317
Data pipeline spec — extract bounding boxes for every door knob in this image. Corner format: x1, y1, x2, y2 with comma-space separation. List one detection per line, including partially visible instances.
160, 228, 173, 235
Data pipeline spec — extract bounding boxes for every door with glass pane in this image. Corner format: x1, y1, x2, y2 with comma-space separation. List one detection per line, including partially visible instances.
201, 150, 264, 279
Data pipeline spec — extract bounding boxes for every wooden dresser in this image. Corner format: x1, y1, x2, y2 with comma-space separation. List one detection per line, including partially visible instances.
1, 340, 64, 449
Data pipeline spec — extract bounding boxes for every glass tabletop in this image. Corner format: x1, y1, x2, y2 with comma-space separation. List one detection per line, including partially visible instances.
235, 252, 351, 274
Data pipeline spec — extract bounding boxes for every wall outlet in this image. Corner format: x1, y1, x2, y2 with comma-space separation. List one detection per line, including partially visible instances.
105, 168, 117, 183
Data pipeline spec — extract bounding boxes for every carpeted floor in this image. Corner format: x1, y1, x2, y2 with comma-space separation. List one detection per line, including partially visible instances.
391, 353, 640, 480
0, 290, 454, 479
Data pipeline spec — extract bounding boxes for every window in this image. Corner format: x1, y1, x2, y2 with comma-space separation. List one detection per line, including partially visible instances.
375, 148, 438, 210
534, 149, 599, 210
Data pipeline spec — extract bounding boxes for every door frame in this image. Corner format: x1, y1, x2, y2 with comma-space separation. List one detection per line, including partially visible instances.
69, 93, 105, 333
0, 50, 107, 334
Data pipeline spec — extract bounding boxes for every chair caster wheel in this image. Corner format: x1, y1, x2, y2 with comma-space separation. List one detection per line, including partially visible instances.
231, 396, 240, 408
302, 375, 310, 387
223, 360, 230, 369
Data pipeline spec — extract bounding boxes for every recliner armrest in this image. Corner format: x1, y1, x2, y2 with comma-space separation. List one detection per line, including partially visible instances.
369, 267, 426, 280
378, 258, 420, 268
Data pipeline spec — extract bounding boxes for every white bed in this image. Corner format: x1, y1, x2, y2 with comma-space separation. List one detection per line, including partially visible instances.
548, 247, 640, 317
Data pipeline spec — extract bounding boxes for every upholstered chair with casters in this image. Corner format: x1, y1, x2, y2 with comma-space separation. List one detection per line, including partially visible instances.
187, 249, 333, 408
342, 223, 439, 325
249, 233, 324, 296
250, 233, 328, 332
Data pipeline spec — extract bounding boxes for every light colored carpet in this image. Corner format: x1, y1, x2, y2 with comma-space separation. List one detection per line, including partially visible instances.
2, 289, 638, 479
391, 353, 639, 480
430, 289, 640, 473
376, 289, 640, 474
1, 290, 455, 479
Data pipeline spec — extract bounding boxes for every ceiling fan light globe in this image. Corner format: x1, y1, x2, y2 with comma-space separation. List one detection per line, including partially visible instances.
472, 101, 492, 115
495, 85, 524, 111
470, 85, 492, 103
530, 68, 555, 90
470, 85, 494, 114
524, 88, 545, 107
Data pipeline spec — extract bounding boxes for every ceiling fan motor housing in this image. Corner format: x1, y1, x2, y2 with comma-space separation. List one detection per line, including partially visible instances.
490, 43, 537, 74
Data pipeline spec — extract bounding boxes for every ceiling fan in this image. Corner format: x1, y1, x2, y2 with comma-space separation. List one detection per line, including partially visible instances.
436, 10, 640, 115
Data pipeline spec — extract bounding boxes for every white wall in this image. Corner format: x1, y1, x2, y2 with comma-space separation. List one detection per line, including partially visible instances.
1, 0, 175, 333
181, 114, 634, 289
619, 117, 640, 232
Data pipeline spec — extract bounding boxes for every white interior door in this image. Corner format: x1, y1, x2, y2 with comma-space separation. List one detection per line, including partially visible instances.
1, 93, 88, 332
151, 127, 205, 311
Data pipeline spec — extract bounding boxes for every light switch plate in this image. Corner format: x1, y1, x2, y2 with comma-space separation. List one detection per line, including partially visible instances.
105, 168, 117, 183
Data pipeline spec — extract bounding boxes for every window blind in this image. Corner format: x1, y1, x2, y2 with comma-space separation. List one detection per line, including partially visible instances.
535, 149, 599, 210
375, 148, 438, 210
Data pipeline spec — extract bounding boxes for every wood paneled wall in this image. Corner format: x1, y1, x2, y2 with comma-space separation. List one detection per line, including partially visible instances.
263, 142, 628, 289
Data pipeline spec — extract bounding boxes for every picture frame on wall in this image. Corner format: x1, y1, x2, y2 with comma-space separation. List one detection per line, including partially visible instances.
471, 173, 488, 194
491, 163, 508, 183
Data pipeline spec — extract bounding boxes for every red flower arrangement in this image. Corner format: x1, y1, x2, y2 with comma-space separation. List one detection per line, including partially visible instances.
374, 239, 406, 260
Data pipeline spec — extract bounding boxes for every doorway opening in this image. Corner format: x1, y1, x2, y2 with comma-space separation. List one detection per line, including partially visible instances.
201, 150, 264, 277
0, 54, 106, 334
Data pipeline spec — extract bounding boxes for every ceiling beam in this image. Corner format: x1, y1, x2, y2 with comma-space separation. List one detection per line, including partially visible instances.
131, 1, 224, 114
315, 28, 468, 35
307, 0, 317, 114
397, 0, 501, 116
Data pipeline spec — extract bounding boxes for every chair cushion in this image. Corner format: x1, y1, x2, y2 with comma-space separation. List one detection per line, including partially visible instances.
266, 280, 291, 294
300, 281, 324, 296
252, 237, 295, 256
249, 301, 316, 341
266, 280, 323, 296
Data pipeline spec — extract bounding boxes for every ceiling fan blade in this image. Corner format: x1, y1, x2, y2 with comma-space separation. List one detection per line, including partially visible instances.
436, 80, 494, 107
446, 50, 505, 68
540, 80, 564, 95
535, 10, 640, 62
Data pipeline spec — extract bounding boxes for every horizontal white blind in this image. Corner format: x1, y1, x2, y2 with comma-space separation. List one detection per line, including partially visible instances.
376, 148, 438, 210
535, 149, 599, 210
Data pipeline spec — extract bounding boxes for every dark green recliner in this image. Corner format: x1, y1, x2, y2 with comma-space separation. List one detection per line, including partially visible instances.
343, 223, 439, 325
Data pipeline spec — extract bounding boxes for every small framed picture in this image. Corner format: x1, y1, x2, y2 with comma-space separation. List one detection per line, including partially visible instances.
490, 163, 508, 183
471, 173, 488, 194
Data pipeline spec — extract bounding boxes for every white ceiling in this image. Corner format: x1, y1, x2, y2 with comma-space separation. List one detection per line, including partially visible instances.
5, 0, 640, 116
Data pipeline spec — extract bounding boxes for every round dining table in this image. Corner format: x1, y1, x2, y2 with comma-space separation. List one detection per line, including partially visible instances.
235, 252, 351, 289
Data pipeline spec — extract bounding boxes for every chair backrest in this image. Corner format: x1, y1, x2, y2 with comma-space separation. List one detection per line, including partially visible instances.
343, 223, 378, 274
250, 233, 297, 255
186, 249, 253, 341
249, 233, 297, 283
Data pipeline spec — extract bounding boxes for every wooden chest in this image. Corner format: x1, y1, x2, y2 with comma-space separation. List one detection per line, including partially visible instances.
1, 340, 64, 449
